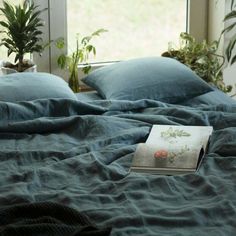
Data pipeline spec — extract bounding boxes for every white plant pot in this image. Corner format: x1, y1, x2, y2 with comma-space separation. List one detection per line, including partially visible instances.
0, 60, 37, 75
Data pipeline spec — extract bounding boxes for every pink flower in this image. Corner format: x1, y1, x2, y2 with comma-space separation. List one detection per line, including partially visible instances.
154, 149, 168, 158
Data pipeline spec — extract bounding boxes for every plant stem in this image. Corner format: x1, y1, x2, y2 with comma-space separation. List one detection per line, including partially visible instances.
18, 55, 24, 72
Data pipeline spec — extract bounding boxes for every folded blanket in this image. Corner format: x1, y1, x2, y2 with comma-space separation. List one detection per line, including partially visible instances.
0, 202, 111, 236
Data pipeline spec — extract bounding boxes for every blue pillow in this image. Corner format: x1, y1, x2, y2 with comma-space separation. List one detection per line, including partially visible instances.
180, 88, 236, 106
82, 57, 213, 103
0, 72, 77, 102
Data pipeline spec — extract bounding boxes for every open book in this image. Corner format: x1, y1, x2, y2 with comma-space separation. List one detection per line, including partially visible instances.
130, 125, 213, 175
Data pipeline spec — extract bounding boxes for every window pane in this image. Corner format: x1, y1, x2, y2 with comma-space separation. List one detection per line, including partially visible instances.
67, 0, 187, 63
0, 0, 25, 62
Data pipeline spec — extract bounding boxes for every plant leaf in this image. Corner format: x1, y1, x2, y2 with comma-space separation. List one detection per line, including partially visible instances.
91, 28, 108, 36
230, 54, 236, 65
57, 54, 67, 69
224, 10, 236, 21
225, 34, 236, 61
55, 38, 65, 49
82, 65, 92, 74
221, 22, 236, 34
231, 0, 235, 10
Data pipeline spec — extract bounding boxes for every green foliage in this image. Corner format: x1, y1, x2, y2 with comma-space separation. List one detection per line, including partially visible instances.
222, 0, 236, 65
0, 0, 46, 72
56, 29, 107, 92
162, 32, 232, 93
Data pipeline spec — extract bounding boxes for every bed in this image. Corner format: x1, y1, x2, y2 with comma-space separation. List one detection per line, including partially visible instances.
0, 57, 236, 236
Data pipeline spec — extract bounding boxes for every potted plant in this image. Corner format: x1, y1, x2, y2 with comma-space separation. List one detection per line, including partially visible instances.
162, 32, 232, 93
56, 29, 107, 92
0, 0, 46, 73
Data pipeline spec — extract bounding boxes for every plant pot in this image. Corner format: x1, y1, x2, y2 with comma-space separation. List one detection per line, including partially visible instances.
0, 60, 37, 74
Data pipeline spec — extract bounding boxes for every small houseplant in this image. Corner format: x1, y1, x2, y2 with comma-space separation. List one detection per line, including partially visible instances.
162, 32, 232, 93
0, 0, 46, 73
56, 29, 107, 92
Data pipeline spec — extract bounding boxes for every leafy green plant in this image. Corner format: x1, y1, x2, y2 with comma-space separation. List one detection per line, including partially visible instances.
162, 32, 232, 93
56, 29, 107, 92
0, 0, 46, 72
221, 0, 236, 65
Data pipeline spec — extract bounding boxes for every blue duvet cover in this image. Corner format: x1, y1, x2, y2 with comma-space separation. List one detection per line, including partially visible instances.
0, 97, 236, 235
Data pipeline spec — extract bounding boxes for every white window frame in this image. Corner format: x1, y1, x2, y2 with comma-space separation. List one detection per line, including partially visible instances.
34, 0, 208, 79
187, 0, 208, 42
33, 0, 67, 76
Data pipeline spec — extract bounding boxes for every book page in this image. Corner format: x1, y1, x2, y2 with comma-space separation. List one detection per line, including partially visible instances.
133, 143, 203, 169
146, 125, 213, 150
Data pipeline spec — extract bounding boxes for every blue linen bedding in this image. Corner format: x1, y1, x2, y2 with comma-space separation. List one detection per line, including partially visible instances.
0, 97, 236, 235
75, 90, 102, 101
76, 89, 236, 106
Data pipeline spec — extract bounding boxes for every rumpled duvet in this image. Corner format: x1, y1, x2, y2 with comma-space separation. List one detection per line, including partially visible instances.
0, 98, 236, 235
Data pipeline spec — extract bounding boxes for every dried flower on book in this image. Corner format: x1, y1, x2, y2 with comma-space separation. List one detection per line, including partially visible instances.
161, 127, 190, 143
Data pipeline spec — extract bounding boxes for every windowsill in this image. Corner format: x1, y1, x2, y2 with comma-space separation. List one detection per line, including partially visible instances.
78, 60, 119, 69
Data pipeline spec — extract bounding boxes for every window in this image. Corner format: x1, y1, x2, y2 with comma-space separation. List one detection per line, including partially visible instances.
33, 0, 208, 74
67, 0, 187, 63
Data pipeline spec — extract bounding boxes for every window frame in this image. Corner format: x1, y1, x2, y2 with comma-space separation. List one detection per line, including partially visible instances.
33, 0, 208, 78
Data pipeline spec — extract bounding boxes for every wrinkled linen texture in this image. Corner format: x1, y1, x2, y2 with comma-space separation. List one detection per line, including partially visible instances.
0, 98, 236, 236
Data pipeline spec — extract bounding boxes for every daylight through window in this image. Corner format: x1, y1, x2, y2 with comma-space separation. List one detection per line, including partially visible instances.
67, 0, 187, 63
